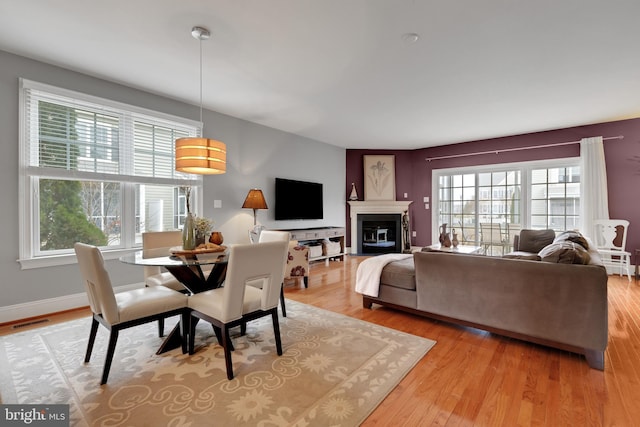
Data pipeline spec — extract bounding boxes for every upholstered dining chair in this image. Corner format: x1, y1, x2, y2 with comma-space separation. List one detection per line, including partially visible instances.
260, 231, 310, 289
142, 230, 184, 337
257, 230, 291, 316
593, 219, 632, 281
74, 243, 188, 385
187, 240, 288, 380
287, 243, 310, 288
142, 230, 183, 291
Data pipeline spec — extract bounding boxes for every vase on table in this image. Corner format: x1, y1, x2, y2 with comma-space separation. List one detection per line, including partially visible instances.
451, 229, 459, 248
439, 223, 452, 248
209, 231, 224, 245
182, 212, 196, 250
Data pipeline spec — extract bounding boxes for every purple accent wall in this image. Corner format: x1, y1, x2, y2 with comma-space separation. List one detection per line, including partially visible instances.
346, 118, 640, 258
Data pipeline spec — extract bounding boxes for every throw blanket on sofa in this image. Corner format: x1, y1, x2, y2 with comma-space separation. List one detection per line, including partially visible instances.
355, 253, 412, 297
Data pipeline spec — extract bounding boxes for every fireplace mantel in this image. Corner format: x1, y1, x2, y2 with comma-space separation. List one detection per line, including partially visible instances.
348, 201, 412, 254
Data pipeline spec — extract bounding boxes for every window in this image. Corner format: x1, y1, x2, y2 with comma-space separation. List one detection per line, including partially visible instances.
434, 158, 580, 253
19, 79, 202, 268
531, 166, 580, 230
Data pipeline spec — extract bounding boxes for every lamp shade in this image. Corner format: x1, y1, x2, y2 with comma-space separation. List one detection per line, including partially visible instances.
242, 189, 268, 210
175, 137, 226, 175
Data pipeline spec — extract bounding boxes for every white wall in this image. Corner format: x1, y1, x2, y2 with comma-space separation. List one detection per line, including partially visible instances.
0, 50, 345, 322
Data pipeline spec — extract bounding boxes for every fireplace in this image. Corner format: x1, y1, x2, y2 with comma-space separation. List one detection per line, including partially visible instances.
348, 200, 413, 255
357, 214, 402, 254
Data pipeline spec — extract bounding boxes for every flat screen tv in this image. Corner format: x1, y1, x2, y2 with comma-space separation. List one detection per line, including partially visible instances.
275, 178, 323, 220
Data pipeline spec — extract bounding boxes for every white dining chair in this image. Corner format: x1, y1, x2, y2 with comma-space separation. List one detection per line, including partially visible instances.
257, 230, 291, 316
142, 230, 184, 291
142, 230, 185, 337
74, 243, 188, 385
187, 240, 288, 380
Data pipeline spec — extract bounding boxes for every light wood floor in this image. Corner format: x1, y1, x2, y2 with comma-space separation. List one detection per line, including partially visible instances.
3, 255, 639, 426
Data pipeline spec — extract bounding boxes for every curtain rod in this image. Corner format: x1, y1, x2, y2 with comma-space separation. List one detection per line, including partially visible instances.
425, 135, 624, 162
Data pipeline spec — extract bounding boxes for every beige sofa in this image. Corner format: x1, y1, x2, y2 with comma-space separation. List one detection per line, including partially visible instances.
361, 231, 609, 370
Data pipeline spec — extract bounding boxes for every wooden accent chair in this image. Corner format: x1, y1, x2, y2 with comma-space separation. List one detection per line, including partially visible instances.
593, 219, 632, 281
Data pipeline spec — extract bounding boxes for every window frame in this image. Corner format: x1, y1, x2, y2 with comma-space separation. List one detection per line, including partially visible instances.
432, 157, 580, 245
18, 79, 203, 269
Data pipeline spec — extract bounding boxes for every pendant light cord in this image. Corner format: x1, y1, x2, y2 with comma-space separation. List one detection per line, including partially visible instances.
199, 36, 203, 132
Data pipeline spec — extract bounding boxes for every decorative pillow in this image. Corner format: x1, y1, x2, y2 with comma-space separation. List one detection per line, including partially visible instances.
553, 230, 589, 250
538, 241, 591, 264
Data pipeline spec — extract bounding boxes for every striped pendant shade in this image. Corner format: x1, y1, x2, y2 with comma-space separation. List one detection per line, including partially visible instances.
175, 137, 226, 174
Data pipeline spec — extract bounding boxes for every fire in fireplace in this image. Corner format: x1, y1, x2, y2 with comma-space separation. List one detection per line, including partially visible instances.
356, 213, 402, 254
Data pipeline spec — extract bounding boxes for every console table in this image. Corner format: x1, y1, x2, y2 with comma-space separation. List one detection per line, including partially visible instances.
281, 227, 346, 264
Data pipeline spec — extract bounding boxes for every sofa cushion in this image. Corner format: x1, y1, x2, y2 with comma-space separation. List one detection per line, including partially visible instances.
380, 257, 416, 291
517, 229, 556, 253
538, 241, 591, 264
553, 230, 589, 250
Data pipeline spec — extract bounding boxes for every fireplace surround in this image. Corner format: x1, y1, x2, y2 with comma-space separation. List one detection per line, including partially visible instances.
357, 213, 402, 254
348, 201, 412, 255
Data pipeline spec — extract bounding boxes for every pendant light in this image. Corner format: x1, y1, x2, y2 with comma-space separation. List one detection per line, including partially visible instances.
175, 26, 226, 175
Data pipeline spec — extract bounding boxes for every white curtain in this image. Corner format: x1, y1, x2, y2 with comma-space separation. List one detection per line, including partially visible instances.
580, 136, 609, 239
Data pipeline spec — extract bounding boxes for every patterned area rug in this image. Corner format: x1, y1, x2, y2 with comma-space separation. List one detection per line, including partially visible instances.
0, 300, 435, 426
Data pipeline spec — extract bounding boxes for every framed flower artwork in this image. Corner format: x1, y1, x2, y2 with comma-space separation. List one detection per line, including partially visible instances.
363, 155, 396, 201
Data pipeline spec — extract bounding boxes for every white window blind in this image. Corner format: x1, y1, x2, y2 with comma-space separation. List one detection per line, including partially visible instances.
19, 79, 203, 268
23, 81, 199, 184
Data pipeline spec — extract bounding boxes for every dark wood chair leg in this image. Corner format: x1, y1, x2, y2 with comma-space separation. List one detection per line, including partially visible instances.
213, 325, 234, 351
85, 317, 100, 363
180, 311, 189, 354
212, 325, 222, 344
101, 329, 119, 385
188, 314, 197, 355
220, 324, 234, 380
303, 276, 308, 288
280, 284, 287, 317
271, 309, 283, 356
157, 318, 165, 337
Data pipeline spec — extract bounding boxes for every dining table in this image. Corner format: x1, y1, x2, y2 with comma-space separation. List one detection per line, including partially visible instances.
119, 246, 229, 354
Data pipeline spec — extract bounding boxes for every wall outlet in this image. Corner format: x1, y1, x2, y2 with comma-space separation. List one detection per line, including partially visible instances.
213, 199, 222, 208
425, 203, 429, 210
423, 196, 429, 203
412, 231, 417, 237
404, 192, 408, 198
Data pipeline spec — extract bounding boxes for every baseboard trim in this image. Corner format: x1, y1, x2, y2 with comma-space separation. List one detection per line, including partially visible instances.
0, 282, 144, 324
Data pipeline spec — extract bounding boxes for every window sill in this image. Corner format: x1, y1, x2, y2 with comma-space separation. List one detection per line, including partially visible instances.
18, 248, 138, 270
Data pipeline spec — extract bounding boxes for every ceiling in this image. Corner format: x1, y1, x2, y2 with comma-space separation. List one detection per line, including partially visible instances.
1, 0, 639, 150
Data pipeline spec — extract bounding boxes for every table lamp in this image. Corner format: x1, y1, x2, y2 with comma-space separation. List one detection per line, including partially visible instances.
242, 189, 268, 242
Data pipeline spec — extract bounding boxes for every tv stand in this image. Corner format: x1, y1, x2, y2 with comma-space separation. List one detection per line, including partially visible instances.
282, 227, 346, 265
